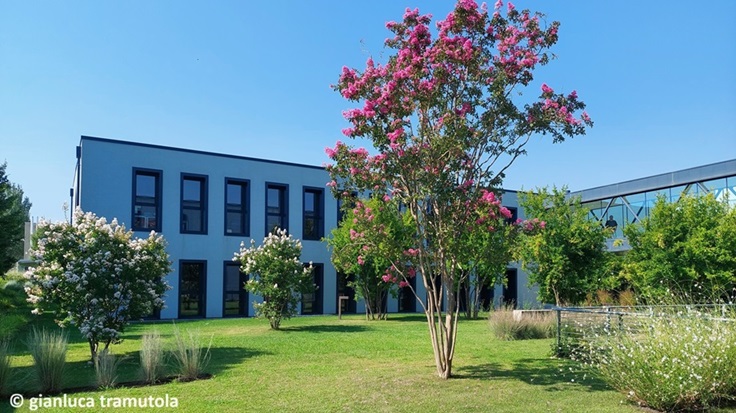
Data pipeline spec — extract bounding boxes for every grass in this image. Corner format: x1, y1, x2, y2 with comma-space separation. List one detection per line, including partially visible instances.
0, 314, 732, 412
26, 327, 68, 393
489, 307, 555, 341
170, 326, 212, 381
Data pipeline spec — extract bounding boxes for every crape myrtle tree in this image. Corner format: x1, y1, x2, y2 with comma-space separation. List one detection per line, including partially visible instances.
0, 161, 32, 275
516, 186, 608, 306
622, 194, 736, 302
25, 209, 171, 361
327, 196, 415, 320
234, 228, 314, 330
327, 0, 591, 378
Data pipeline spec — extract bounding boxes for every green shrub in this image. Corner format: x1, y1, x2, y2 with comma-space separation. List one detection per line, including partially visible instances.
0, 340, 11, 396
27, 327, 68, 393
588, 309, 736, 411
171, 327, 211, 382
489, 307, 555, 341
140, 330, 166, 384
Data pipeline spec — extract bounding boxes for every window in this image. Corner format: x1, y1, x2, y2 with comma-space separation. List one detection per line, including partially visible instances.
303, 187, 324, 240
302, 263, 323, 315
223, 262, 248, 317
337, 191, 357, 224
225, 179, 249, 236
179, 260, 206, 318
181, 174, 208, 234
266, 183, 288, 234
504, 206, 518, 225
336, 272, 356, 314
132, 168, 162, 232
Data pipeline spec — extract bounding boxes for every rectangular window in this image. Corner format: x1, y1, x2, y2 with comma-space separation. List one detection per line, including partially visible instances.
266, 183, 288, 234
132, 168, 162, 232
179, 260, 206, 318
336, 272, 356, 314
302, 263, 323, 315
225, 179, 250, 236
302, 187, 324, 240
223, 262, 248, 317
181, 174, 208, 234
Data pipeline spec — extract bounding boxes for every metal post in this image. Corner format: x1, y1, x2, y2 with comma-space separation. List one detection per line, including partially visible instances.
556, 308, 562, 356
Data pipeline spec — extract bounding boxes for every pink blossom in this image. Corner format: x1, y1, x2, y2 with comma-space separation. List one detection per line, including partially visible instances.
407, 267, 416, 277
381, 274, 391, 283
541, 83, 553, 94
494, 0, 503, 10
357, 256, 365, 265
404, 248, 419, 257
399, 281, 410, 288
507, 1, 515, 12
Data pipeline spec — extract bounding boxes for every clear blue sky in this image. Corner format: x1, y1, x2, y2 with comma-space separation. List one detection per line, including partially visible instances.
2, 1, 735, 222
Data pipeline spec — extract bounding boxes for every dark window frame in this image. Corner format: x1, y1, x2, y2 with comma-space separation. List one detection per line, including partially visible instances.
265, 182, 289, 234
302, 186, 324, 241
180, 173, 208, 234
132, 168, 163, 232
224, 178, 250, 236
179, 260, 207, 319
222, 261, 249, 317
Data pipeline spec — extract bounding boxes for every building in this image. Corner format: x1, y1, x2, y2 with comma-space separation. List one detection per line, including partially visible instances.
571, 159, 736, 251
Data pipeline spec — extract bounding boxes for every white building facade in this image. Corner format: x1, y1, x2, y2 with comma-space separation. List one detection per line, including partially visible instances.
73, 136, 534, 319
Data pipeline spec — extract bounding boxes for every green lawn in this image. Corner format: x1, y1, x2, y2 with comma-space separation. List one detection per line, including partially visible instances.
1, 314, 732, 412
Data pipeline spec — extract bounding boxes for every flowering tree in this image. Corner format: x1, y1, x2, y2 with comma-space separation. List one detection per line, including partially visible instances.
327, 196, 414, 320
327, 0, 591, 378
25, 209, 171, 361
234, 229, 314, 330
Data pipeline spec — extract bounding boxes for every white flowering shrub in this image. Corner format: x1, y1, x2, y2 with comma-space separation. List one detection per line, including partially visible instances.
233, 228, 313, 330
25, 209, 172, 360
584, 308, 736, 411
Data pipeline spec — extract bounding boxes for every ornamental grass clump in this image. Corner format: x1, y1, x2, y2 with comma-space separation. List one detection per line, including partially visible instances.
171, 327, 211, 382
0, 340, 11, 396
94, 348, 122, 389
489, 307, 555, 340
586, 308, 736, 411
27, 327, 67, 393
140, 330, 166, 384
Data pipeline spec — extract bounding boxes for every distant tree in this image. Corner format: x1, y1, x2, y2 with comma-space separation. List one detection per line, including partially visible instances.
622, 194, 736, 302
326, 196, 414, 320
0, 162, 32, 275
234, 229, 314, 330
516, 186, 608, 306
25, 209, 171, 361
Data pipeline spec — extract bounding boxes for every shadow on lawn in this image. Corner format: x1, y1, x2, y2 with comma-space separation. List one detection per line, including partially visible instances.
454, 358, 611, 392
280, 325, 370, 334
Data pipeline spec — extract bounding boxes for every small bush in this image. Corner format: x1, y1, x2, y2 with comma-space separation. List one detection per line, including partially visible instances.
95, 349, 122, 389
0, 340, 11, 396
171, 326, 212, 382
140, 330, 166, 384
617, 289, 636, 307
27, 327, 68, 393
587, 309, 736, 411
489, 307, 555, 341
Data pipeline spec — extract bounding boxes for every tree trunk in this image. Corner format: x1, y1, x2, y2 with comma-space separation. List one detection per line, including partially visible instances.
88, 339, 99, 362
422, 275, 458, 379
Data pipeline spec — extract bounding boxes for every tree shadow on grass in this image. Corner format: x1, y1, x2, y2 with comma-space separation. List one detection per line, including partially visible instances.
279, 325, 371, 334
454, 358, 611, 392
384, 314, 427, 323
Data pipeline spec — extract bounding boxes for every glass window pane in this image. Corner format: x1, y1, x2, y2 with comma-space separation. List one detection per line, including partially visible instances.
182, 209, 202, 232
226, 212, 242, 234
136, 174, 156, 198
225, 265, 240, 292
183, 179, 201, 202
227, 183, 242, 206
304, 192, 315, 212
267, 215, 282, 233
267, 187, 281, 209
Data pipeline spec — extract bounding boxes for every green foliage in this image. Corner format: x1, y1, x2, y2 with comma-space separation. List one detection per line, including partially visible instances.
326, 196, 414, 319
0, 162, 32, 275
622, 194, 736, 302
235, 229, 314, 329
27, 327, 68, 393
171, 326, 212, 382
140, 330, 166, 384
516, 186, 609, 305
588, 308, 736, 411
489, 307, 555, 340
0, 340, 10, 396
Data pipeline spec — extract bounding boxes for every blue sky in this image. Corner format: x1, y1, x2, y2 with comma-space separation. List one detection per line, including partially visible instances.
1, 1, 734, 222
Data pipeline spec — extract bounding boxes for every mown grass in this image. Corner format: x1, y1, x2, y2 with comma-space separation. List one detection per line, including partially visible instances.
0, 313, 661, 413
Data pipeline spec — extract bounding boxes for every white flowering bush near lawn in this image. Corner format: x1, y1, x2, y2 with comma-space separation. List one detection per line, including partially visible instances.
25, 209, 172, 360
584, 309, 736, 411
233, 228, 313, 330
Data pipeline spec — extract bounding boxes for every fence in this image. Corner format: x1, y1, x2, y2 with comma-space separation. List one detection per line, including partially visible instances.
553, 304, 736, 357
